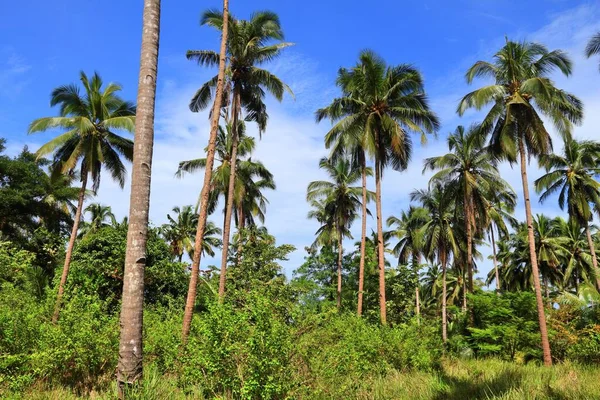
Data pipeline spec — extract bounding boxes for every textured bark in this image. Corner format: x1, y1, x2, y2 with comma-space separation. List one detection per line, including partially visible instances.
464, 197, 474, 293
491, 225, 500, 294
117, 0, 160, 394
337, 229, 343, 310
375, 157, 387, 325
218, 88, 240, 298
181, 0, 229, 342
519, 140, 552, 366
585, 224, 600, 291
357, 153, 367, 316
441, 255, 447, 344
52, 173, 87, 323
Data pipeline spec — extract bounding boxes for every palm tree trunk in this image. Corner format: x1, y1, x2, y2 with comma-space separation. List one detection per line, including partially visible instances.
375, 157, 387, 325
337, 228, 343, 310
584, 223, 600, 290
236, 208, 245, 264
491, 225, 500, 295
181, 0, 229, 343
462, 276, 467, 312
116, 0, 160, 394
464, 198, 474, 294
218, 88, 241, 299
357, 152, 367, 316
518, 139, 552, 366
52, 173, 87, 323
441, 255, 447, 344
415, 254, 421, 323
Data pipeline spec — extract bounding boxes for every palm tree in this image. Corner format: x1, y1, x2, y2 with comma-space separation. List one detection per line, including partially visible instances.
386, 206, 430, 319
585, 32, 600, 70
78, 203, 116, 238
535, 139, 600, 290
307, 157, 370, 309
181, 0, 230, 343
411, 183, 458, 343
186, 10, 292, 301
116, 0, 160, 393
554, 217, 597, 292
457, 39, 583, 365
424, 124, 510, 294
39, 171, 81, 235
29, 71, 135, 323
161, 206, 223, 262
316, 50, 439, 323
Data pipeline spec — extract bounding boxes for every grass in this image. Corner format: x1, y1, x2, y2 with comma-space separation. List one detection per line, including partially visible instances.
10, 359, 600, 399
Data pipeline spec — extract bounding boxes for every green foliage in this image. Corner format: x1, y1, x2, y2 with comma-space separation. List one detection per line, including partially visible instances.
67, 225, 188, 308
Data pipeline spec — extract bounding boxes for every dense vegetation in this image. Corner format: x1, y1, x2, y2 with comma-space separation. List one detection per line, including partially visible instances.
3, 2, 600, 399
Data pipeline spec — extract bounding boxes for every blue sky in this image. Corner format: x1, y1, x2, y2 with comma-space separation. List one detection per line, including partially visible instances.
2, 1, 600, 280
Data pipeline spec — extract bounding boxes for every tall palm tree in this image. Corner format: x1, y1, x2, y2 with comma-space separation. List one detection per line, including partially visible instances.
39, 171, 81, 235
386, 206, 430, 319
535, 139, 600, 290
554, 217, 597, 293
116, 0, 160, 393
78, 203, 117, 238
29, 71, 135, 323
307, 157, 370, 309
161, 206, 222, 261
316, 50, 439, 324
424, 124, 510, 294
182, 0, 230, 343
186, 10, 292, 301
585, 32, 600, 70
411, 183, 458, 343
457, 39, 583, 366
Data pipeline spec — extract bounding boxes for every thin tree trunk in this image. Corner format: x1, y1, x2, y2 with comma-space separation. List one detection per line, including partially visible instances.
462, 276, 467, 312
442, 255, 447, 344
357, 153, 367, 316
181, 0, 229, 342
52, 173, 87, 323
337, 229, 343, 310
415, 254, 421, 323
116, 0, 160, 394
236, 208, 245, 265
375, 157, 387, 325
519, 140, 552, 366
218, 88, 240, 299
584, 224, 600, 290
491, 225, 500, 295
464, 196, 474, 294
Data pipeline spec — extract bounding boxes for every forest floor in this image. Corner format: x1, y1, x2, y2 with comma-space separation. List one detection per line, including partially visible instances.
14, 358, 600, 400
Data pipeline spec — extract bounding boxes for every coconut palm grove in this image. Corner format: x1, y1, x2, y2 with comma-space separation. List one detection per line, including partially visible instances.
4, 1, 600, 399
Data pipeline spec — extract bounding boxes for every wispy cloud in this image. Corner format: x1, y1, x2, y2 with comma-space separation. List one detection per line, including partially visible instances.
0, 48, 31, 97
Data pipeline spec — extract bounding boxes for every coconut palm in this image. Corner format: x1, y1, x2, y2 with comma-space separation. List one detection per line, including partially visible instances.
585, 32, 600, 70
182, 0, 230, 343
424, 124, 510, 294
78, 203, 117, 238
485, 199, 517, 292
457, 39, 583, 365
117, 0, 160, 391
28, 71, 135, 323
307, 157, 371, 309
39, 170, 81, 235
553, 217, 597, 292
411, 183, 458, 343
186, 9, 292, 300
386, 206, 430, 318
316, 50, 439, 323
161, 206, 222, 261
535, 139, 600, 289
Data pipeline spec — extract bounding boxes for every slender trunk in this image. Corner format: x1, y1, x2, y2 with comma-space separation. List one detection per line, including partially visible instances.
462, 276, 467, 312
519, 140, 552, 366
357, 153, 367, 316
441, 255, 447, 344
375, 157, 387, 325
181, 0, 229, 342
116, 0, 160, 393
491, 225, 500, 295
415, 254, 421, 323
337, 229, 343, 310
584, 224, 600, 290
236, 208, 245, 265
218, 88, 240, 299
464, 198, 474, 294
52, 173, 87, 323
